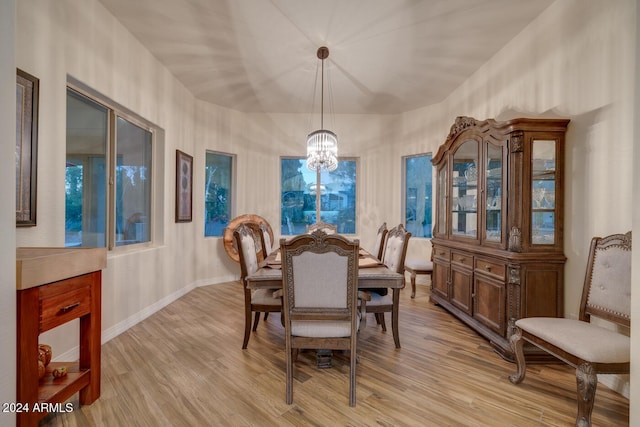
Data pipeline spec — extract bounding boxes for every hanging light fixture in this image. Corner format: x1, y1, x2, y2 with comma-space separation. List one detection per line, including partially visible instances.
306, 46, 338, 172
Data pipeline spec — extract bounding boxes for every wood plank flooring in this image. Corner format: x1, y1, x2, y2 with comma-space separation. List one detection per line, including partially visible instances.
41, 281, 629, 426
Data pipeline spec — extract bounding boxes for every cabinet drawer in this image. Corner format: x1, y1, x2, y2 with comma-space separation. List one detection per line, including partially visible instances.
475, 258, 506, 280
40, 280, 91, 332
451, 251, 473, 268
433, 247, 450, 261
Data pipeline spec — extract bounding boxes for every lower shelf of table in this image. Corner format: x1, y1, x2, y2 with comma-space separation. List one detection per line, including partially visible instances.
38, 361, 90, 404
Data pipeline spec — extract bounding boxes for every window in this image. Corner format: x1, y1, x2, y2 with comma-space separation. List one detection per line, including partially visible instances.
281, 158, 357, 235
204, 151, 234, 237
66, 87, 156, 248
404, 154, 433, 238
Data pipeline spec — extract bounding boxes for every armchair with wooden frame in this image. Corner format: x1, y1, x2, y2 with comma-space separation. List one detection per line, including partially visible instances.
509, 232, 631, 427
359, 224, 411, 348
280, 230, 360, 406
234, 223, 282, 349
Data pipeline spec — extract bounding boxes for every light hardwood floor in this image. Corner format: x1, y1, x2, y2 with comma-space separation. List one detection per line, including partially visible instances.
41, 281, 628, 426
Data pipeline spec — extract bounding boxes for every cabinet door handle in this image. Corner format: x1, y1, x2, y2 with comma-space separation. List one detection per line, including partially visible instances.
486, 266, 492, 272
60, 302, 80, 313
459, 257, 465, 262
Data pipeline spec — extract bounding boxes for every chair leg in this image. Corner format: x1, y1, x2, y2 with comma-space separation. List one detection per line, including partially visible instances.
264, 312, 269, 320
377, 313, 387, 331
410, 271, 417, 298
508, 328, 526, 384
391, 289, 400, 348
252, 311, 261, 331
349, 345, 356, 407
286, 346, 294, 404
242, 308, 252, 349
576, 363, 597, 427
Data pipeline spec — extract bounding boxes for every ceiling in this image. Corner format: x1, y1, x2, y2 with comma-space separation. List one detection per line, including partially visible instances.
98, 0, 555, 115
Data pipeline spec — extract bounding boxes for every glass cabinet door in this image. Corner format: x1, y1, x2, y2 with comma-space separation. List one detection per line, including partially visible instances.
451, 139, 478, 238
485, 143, 502, 243
531, 140, 556, 245
436, 164, 447, 235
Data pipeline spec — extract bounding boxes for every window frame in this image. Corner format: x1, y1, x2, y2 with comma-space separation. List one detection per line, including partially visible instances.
66, 82, 160, 251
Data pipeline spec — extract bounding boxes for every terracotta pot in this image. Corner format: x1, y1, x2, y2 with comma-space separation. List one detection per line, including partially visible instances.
38, 344, 52, 366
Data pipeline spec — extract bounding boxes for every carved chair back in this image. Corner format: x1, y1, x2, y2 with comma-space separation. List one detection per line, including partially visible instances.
382, 224, 411, 275
373, 222, 388, 261
580, 231, 632, 327
306, 221, 337, 235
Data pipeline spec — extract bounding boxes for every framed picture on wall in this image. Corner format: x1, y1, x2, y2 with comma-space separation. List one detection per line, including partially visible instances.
176, 149, 193, 222
16, 68, 39, 227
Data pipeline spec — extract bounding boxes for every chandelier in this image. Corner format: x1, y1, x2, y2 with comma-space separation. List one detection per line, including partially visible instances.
306, 46, 338, 172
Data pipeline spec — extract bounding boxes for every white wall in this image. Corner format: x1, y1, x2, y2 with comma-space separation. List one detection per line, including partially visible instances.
0, 2, 17, 425
10, 0, 636, 418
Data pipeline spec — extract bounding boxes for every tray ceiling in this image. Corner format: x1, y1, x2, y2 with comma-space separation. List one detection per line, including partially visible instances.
98, 0, 555, 114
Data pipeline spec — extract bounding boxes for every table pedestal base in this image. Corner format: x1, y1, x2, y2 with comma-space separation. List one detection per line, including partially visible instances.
317, 349, 332, 368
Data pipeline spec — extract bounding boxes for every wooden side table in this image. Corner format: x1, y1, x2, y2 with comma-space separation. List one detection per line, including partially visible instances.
16, 248, 106, 427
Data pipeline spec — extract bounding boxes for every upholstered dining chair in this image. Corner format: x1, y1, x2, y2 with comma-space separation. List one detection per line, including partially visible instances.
234, 223, 282, 349
306, 220, 337, 234
280, 230, 360, 406
509, 232, 631, 427
372, 222, 388, 261
360, 224, 411, 348
259, 222, 275, 257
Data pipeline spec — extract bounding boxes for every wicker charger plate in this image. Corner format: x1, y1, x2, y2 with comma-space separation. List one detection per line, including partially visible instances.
222, 214, 274, 263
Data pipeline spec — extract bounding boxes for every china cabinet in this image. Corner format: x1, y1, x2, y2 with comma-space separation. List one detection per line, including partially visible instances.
431, 116, 569, 361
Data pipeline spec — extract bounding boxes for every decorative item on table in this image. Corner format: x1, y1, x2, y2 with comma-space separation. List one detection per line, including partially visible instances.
38, 344, 52, 366
37, 344, 52, 380
52, 366, 68, 379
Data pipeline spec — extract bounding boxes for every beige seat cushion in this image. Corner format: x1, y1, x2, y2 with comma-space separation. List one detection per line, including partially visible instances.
292, 315, 360, 338
366, 292, 393, 307
405, 260, 433, 272
516, 317, 630, 364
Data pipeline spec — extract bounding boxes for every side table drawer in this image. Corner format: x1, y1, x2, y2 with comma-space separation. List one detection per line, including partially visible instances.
39, 277, 92, 332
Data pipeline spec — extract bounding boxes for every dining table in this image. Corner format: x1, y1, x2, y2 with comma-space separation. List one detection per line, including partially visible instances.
246, 247, 405, 367
246, 248, 404, 291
